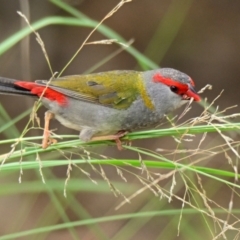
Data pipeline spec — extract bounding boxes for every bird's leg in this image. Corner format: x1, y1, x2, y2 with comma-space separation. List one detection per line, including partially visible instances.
91, 130, 128, 150
42, 111, 57, 149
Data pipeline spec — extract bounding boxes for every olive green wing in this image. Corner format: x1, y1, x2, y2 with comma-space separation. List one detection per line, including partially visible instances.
36, 70, 154, 110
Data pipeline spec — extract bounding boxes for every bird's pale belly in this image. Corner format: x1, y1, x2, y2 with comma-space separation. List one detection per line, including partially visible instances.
41, 97, 163, 135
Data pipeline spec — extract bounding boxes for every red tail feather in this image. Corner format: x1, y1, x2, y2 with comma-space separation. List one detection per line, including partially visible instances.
15, 81, 67, 105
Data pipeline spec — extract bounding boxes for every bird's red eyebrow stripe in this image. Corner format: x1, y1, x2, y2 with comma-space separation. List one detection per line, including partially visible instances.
153, 73, 188, 94
14, 81, 67, 105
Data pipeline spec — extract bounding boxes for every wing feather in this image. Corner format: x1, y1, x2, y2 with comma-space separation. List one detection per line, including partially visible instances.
35, 71, 153, 110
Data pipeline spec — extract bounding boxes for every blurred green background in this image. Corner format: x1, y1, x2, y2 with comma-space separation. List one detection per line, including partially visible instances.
0, 0, 240, 239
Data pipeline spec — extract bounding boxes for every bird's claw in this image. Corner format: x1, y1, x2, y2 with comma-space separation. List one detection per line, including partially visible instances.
42, 111, 57, 149
91, 130, 128, 150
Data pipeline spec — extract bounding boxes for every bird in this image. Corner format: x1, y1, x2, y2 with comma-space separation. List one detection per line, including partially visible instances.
0, 68, 200, 149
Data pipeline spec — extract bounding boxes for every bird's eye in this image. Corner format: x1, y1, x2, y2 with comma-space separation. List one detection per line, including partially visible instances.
170, 85, 178, 93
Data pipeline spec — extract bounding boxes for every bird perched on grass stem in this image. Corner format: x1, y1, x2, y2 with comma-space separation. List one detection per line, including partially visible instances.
0, 68, 200, 149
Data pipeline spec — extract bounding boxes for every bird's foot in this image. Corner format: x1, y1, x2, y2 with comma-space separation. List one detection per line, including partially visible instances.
42, 111, 57, 149
91, 130, 128, 150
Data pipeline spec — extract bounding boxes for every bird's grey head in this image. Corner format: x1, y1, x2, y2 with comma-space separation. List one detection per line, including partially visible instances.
151, 68, 200, 102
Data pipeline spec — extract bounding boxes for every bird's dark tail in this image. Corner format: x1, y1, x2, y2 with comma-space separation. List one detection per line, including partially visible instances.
0, 77, 35, 97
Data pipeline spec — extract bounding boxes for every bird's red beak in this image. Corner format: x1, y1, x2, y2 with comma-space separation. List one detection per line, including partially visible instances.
183, 85, 201, 102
